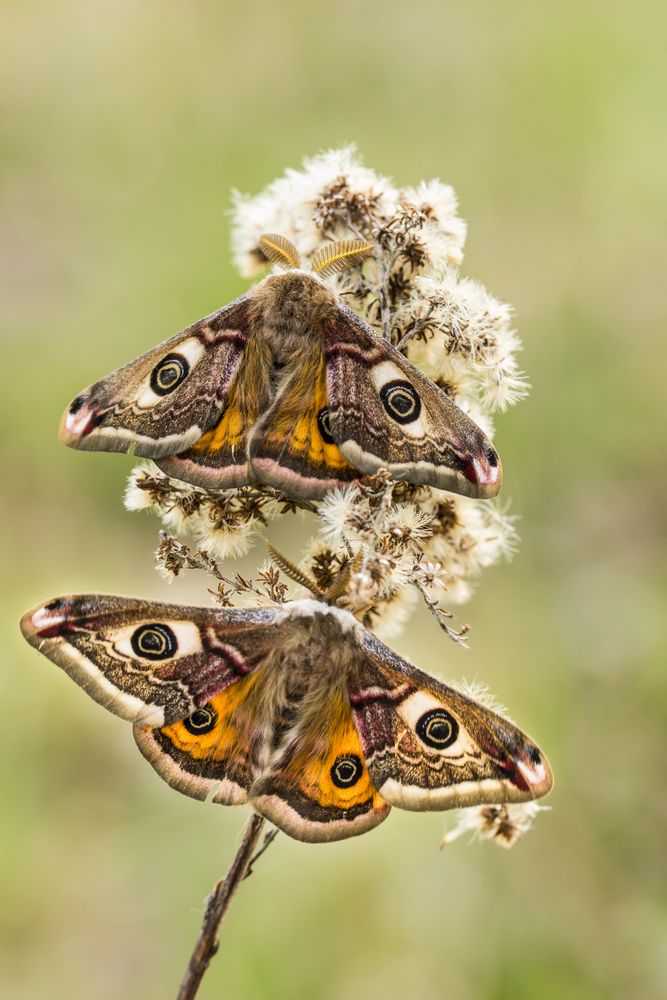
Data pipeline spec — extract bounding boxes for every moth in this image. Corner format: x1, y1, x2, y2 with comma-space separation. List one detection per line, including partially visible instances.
60, 234, 502, 500
21, 594, 551, 843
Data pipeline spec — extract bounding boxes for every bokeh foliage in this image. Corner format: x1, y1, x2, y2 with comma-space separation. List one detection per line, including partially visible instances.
2, 2, 665, 998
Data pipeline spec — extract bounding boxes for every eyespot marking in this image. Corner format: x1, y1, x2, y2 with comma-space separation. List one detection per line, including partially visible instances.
130, 624, 177, 661
331, 754, 363, 788
416, 709, 459, 749
183, 705, 218, 735
317, 407, 335, 444
150, 353, 190, 396
379, 380, 421, 424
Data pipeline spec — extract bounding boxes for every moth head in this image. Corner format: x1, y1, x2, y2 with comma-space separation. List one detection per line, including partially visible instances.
257, 233, 375, 278
253, 234, 375, 336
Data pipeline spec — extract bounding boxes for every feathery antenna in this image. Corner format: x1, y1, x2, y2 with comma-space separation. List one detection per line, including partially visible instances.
311, 240, 375, 276
265, 542, 328, 600
258, 233, 301, 271
325, 550, 363, 602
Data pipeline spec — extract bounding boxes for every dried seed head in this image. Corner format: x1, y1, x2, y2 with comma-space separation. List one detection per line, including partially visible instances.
125, 149, 526, 643
441, 802, 548, 850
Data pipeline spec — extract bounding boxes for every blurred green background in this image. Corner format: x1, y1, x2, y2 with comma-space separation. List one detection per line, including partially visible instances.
2, 2, 665, 998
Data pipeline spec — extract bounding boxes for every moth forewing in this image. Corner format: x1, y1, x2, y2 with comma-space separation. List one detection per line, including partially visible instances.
59, 296, 252, 459
324, 303, 503, 500
349, 628, 552, 813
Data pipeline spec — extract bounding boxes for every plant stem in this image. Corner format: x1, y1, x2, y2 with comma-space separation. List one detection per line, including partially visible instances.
176, 812, 268, 1000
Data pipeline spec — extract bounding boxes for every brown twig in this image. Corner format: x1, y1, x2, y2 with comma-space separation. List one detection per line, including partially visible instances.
243, 827, 279, 880
176, 813, 269, 1000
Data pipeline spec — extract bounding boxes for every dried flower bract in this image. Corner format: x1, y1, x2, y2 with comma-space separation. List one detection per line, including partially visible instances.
126, 148, 524, 641
440, 802, 548, 850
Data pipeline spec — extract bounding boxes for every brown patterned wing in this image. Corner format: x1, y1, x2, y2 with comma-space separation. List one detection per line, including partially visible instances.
156, 329, 274, 489
250, 684, 390, 843
248, 347, 361, 499
349, 629, 552, 811
19, 595, 284, 726
134, 672, 269, 806
59, 295, 251, 460
20, 596, 291, 807
324, 302, 503, 499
